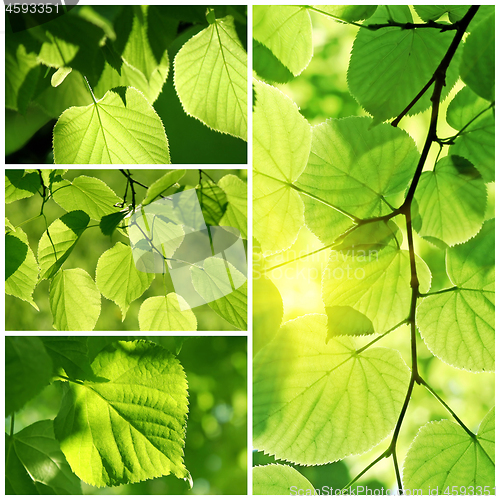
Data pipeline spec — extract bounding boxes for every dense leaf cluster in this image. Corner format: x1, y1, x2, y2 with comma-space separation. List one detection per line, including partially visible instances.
252, 5, 494, 493
6, 169, 247, 331
5, 5, 247, 163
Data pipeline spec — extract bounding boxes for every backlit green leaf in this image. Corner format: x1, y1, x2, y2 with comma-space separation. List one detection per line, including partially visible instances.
5, 227, 39, 310
323, 222, 431, 337
253, 464, 315, 495
460, 11, 495, 101
253, 6, 312, 76
403, 408, 495, 491
174, 15, 247, 139
197, 180, 228, 226
297, 116, 419, 244
54, 340, 190, 487
40, 337, 91, 381
313, 5, 377, 22
253, 80, 311, 253
142, 169, 186, 206
5, 169, 41, 204
413, 155, 487, 246
37, 211, 90, 281
5, 337, 52, 416
417, 220, 494, 372
191, 257, 247, 330
254, 314, 410, 464
52, 176, 121, 221
49, 269, 101, 331
414, 5, 470, 23
6, 420, 82, 494
96, 242, 154, 320
219, 174, 247, 239
447, 86, 494, 183
138, 294, 197, 331
53, 87, 170, 164
348, 6, 460, 124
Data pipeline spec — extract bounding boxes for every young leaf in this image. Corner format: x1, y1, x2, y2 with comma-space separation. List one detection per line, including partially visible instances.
138, 294, 197, 331
49, 269, 101, 331
52, 175, 121, 221
37, 211, 90, 281
253, 6, 312, 76
460, 11, 495, 102
95, 242, 155, 320
403, 408, 495, 491
417, 219, 494, 372
5, 227, 39, 310
218, 174, 247, 239
447, 86, 494, 183
174, 15, 247, 140
54, 340, 191, 487
6, 420, 82, 494
53, 87, 170, 164
253, 80, 311, 254
348, 6, 460, 124
254, 314, 410, 465
413, 155, 487, 246
5, 337, 52, 416
253, 464, 315, 495
142, 169, 186, 206
5, 169, 41, 204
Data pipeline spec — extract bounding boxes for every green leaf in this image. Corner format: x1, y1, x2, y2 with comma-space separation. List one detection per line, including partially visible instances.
253, 41, 294, 85
116, 6, 178, 81
197, 180, 228, 226
49, 269, 101, 331
51, 67, 73, 87
413, 155, 487, 246
6, 37, 41, 114
40, 337, 91, 381
403, 408, 495, 491
5, 217, 16, 232
253, 6, 312, 76
5, 227, 39, 310
52, 175, 121, 221
138, 294, 198, 331
254, 314, 410, 464
323, 222, 431, 337
460, 11, 495, 102
5, 169, 41, 204
54, 340, 191, 487
37, 14, 107, 86
95, 242, 155, 320
313, 5, 377, 22
191, 257, 247, 330
99, 210, 129, 236
218, 174, 247, 239
414, 5, 470, 23
296, 116, 419, 244
6, 420, 82, 494
253, 80, 311, 253
417, 220, 494, 372
142, 169, 186, 206
53, 86, 170, 164
5, 337, 52, 416
348, 6, 460, 124
37, 211, 90, 281
253, 464, 315, 495
447, 86, 494, 183
174, 15, 247, 139
40, 168, 67, 190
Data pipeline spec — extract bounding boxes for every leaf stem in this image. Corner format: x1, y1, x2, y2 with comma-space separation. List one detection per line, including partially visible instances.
416, 377, 476, 438
10, 414, 15, 437
83, 76, 97, 105
341, 450, 389, 493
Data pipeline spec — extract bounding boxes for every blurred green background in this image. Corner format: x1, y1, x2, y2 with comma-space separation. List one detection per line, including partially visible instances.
6, 335, 247, 495
5, 5, 247, 164
5, 168, 248, 331
253, 8, 494, 493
